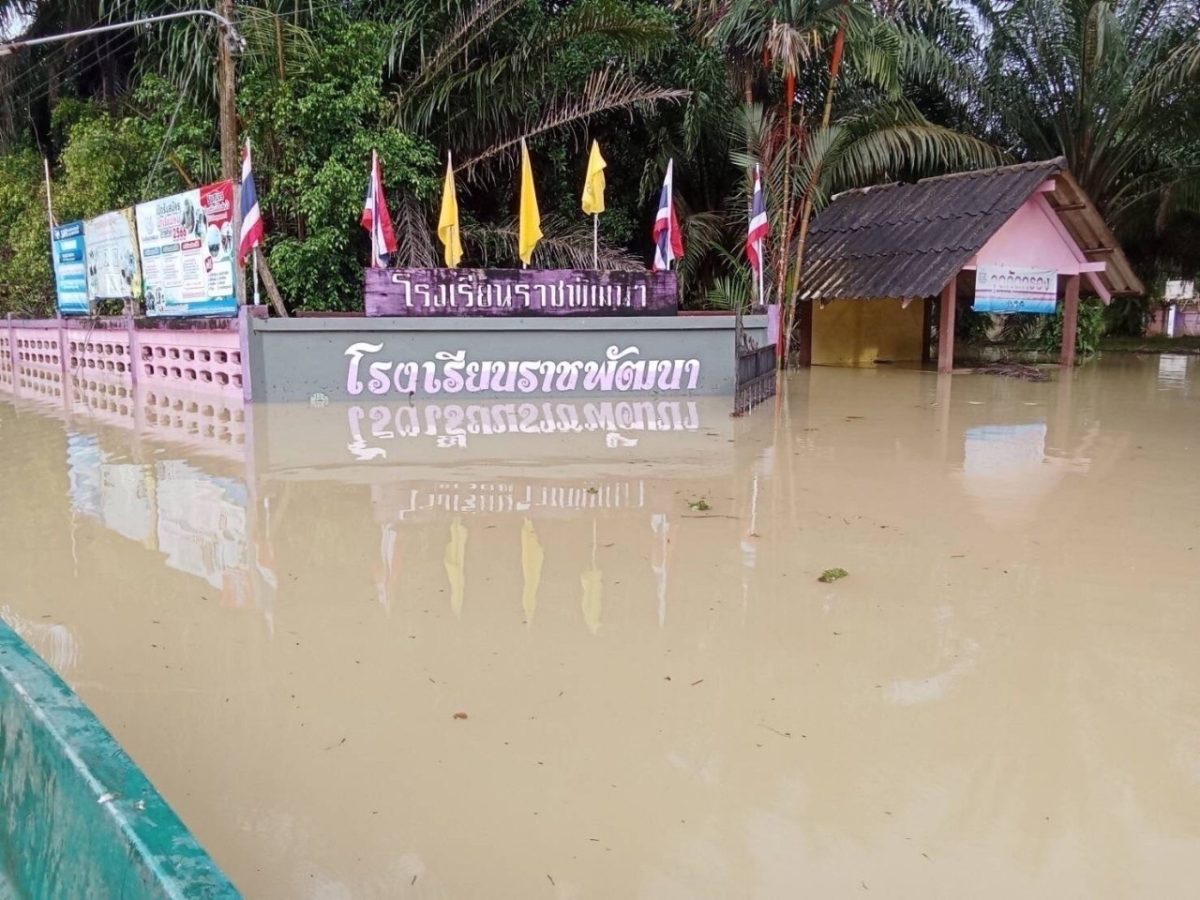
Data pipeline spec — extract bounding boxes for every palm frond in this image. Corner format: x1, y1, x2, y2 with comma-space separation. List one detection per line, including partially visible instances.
456, 71, 688, 181
466, 216, 643, 270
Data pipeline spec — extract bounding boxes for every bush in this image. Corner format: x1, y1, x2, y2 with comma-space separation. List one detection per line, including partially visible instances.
1037, 298, 1105, 358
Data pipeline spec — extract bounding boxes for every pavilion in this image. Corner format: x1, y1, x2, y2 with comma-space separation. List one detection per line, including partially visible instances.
798, 158, 1142, 371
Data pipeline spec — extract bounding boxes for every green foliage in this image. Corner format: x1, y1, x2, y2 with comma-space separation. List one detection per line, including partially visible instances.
1037, 299, 1106, 359
0, 149, 54, 316
240, 13, 438, 310
2, 0, 1198, 323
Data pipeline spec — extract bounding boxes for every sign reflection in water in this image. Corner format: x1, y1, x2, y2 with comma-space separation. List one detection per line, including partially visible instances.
347, 398, 701, 458
50, 387, 752, 637
64, 431, 276, 619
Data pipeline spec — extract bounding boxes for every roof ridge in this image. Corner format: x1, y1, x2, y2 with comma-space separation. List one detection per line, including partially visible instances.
914, 157, 1066, 186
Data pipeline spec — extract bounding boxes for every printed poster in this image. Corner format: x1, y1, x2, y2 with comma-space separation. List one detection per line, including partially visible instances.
51, 220, 90, 315
974, 265, 1057, 315
136, 180, 237, 317
83, 208, 142, 301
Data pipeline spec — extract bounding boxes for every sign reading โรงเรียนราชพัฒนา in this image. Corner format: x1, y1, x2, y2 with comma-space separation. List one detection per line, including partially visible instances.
973, 264, 1058, 315
364, 268, 678, 317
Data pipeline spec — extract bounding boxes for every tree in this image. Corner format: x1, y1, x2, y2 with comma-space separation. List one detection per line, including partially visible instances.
972, 0, 1200, 285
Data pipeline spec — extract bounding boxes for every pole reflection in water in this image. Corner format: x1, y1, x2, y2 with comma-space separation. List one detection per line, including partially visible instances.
3, 360, 1200, 899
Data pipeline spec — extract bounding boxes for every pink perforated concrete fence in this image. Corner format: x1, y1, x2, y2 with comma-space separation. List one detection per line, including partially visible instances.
1, 316, 245, 402
1, 317, 249, 462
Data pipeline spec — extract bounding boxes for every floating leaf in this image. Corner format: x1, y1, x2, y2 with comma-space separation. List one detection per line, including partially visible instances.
688, 499, 711, 511
818, 568, 848, 583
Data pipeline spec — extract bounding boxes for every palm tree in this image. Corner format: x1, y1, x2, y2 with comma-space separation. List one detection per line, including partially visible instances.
972, 0, 1200, 274
686, 0, 1000, 360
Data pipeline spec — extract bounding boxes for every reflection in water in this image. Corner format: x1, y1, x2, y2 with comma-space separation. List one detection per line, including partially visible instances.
1157, 353, 1189, 390
520, 518, 544, 624
443, 518, 468, 618
3, 359, 1200, 899
580, 520, 603, 634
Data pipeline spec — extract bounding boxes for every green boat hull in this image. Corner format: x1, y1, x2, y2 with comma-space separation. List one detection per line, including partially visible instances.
0, 621, 239, 899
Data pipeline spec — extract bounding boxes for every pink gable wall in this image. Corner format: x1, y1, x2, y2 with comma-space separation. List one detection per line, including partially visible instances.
967, 194, 1110, 301
972, 196, 1086, 271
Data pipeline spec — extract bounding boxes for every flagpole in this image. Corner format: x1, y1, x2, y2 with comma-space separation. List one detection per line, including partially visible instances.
592, 214, 598, 269
252, 247, 261, 306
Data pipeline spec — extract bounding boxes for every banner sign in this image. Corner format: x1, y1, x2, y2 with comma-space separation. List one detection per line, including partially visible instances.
51, 220, 90, 315
83, 208, 141, 301
974, 265, 1057, 314
136, 180, 237, 317
365, 268, 678, 317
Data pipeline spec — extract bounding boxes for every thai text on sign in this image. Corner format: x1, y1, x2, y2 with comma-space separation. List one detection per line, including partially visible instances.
365, 268, 678, 317
974, 265, 1057, 314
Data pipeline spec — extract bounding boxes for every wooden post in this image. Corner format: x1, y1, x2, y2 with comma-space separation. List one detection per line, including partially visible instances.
937, 278, 957, 374
796, 300, 814, 368
1061, 274, 1080, 368
921, 297, 933, 365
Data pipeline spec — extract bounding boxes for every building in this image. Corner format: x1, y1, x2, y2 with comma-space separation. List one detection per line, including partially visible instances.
799, 158, 1142, 370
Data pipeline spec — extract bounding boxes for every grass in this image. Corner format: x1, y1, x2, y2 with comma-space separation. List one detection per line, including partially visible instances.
1099, 335, 1200, 353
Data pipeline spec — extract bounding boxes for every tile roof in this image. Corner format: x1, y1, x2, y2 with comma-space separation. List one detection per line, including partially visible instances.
802, 158, 1142, 301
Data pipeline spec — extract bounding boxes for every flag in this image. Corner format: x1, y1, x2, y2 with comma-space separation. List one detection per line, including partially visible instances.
652, 159, 684, 272
518, 139, 542, 265
746, 164, 769, 273
360, 150, 397, 268
581, 140, 606, 216
238, 138, 264, 266
437, 152, 464, 268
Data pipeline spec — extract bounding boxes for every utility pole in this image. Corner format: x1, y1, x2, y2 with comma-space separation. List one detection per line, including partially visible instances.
218, 0, 246, 306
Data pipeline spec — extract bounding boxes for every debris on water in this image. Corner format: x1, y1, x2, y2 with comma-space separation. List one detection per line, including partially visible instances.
818, 568, 849, 583
977, 363, 1050, 381
547, 874, 556, 886
688, 498, 711, 511
453, 711, 468, 720
690, 678, 704, 686
586, 486, 598, 494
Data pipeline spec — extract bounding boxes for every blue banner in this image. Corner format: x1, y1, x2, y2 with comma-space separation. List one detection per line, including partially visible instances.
973, 297, 1056, 315
52, 221, 90, 315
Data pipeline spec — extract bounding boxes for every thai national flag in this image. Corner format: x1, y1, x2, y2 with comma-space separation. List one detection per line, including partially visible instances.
238, 138, 264, 266
360, 150, 398, 268
652, 159, 684, 272
746, 164, 769, 273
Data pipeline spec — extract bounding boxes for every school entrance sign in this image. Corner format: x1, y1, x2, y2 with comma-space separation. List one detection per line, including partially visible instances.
365, 268, 678, 317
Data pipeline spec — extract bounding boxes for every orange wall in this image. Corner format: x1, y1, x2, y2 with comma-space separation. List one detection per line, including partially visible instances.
812, 298, 926, 367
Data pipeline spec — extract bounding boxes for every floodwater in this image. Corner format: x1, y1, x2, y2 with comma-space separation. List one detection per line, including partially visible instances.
2, 355, 1200, 899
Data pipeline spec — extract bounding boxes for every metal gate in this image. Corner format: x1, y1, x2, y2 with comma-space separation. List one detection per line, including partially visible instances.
733, 342, 777, 415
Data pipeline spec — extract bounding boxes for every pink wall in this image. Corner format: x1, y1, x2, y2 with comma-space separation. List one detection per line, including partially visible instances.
1, 318, 244, 404
969, 194, 1109, 301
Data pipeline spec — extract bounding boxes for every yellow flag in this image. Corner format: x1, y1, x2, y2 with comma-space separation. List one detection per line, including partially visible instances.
581, 140, 606, 215
518, 139, 542, 265
437, 152, 464, 268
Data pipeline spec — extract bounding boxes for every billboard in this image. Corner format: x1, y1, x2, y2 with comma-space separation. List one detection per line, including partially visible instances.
83, 208, 142, 301
974, 265, 1057, 315
136, 180, 237, 317
51, 220, 90, 315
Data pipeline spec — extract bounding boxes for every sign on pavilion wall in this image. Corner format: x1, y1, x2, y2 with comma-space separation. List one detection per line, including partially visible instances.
973, 265, 1057, 314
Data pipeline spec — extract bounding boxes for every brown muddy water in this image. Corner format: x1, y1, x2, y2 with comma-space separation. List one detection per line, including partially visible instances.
2, 355, 1199, 899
